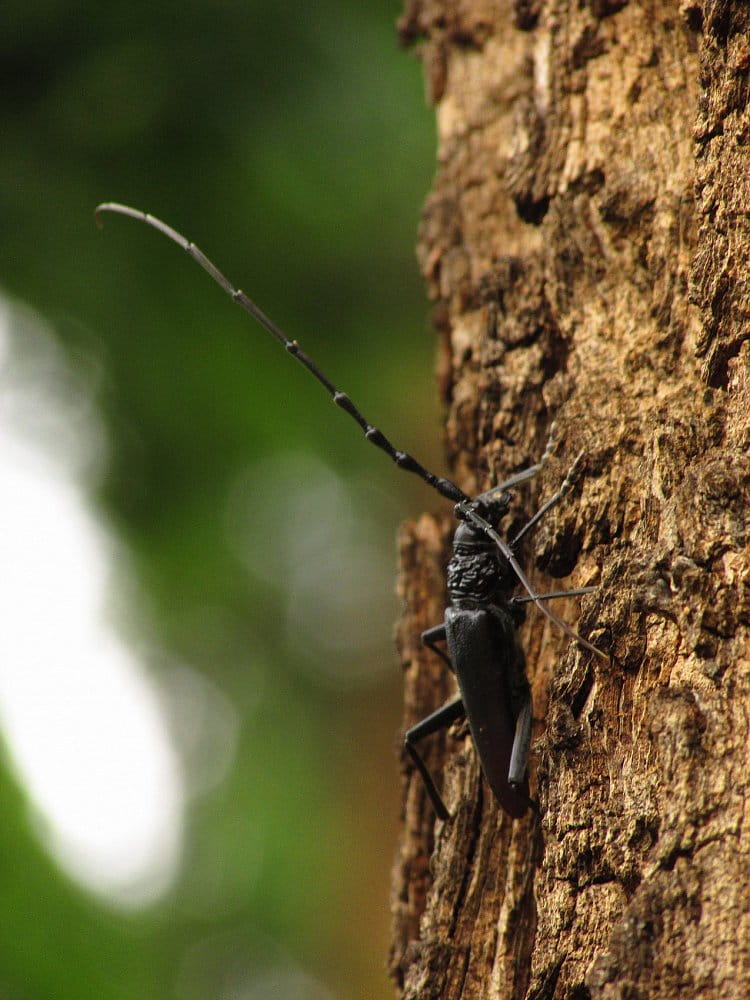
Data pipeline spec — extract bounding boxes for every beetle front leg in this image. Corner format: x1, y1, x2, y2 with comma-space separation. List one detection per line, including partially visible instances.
404, 696, 465, 820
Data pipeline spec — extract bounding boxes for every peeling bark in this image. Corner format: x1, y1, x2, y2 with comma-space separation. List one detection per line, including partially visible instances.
391, 2, 750, 998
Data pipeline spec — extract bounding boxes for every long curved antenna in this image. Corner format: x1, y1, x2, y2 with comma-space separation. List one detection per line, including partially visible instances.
95, 202, 468, 507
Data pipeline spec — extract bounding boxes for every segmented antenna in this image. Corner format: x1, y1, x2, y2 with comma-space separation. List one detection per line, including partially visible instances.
455, 502, 604, 658
95, 202, 467, 507
95, 202, 602, 656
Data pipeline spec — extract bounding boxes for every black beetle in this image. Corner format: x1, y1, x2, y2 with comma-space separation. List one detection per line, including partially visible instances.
406, 467, 597, 819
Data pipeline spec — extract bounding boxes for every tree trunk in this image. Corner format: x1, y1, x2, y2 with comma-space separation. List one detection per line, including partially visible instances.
389, 2, 750, 998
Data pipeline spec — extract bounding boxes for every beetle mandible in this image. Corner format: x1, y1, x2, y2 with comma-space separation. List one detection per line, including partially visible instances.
95, 202, 603, 820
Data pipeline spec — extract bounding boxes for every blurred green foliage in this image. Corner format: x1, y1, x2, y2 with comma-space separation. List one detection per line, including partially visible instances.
1, 2, 444, 997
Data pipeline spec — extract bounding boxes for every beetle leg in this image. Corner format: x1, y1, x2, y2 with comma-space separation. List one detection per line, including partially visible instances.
421, 623, 452, 669
404, 696, 465, 820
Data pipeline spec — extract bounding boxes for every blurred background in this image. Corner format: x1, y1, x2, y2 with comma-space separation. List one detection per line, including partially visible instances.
0, 2, 444, 997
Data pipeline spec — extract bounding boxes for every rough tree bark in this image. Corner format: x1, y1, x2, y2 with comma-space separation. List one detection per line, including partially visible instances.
389, 1, 750, 998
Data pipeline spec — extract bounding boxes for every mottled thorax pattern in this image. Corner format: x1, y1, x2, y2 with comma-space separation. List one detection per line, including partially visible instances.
447, 544, 500, 606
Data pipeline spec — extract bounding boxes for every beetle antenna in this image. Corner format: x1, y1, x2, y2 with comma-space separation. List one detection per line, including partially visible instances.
95, 202, 468, 507
512, 586, 596, 603
96, 203, 603, 657
456, 502, 605, 658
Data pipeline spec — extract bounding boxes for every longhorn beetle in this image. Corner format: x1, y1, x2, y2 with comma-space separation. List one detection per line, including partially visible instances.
95, 202, 603, 820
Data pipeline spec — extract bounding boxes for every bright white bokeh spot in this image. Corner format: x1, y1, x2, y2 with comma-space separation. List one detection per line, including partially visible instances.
0, 299, 185, 906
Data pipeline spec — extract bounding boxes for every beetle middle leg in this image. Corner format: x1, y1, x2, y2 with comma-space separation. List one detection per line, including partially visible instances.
404, 696, 465, 820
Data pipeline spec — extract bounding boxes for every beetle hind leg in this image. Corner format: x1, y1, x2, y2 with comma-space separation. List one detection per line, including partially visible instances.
404, 695, 465, 821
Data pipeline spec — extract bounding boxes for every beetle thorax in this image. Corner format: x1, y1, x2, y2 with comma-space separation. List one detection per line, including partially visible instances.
447, 539, 504, 606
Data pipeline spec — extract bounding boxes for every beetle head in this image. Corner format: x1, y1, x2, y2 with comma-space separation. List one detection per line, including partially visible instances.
452, 490, 511, 547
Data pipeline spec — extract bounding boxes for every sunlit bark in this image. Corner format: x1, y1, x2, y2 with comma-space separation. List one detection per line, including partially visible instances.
391, 2, 750, 997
